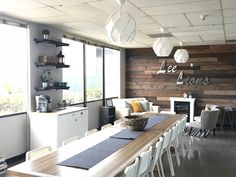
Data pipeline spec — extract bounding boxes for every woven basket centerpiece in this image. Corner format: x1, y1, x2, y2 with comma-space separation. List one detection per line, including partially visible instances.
124, 115, 148, 131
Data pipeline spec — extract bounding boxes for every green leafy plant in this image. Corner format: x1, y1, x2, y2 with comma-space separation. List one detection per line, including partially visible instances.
42, 29, 50, 35
40, 73, 49, 82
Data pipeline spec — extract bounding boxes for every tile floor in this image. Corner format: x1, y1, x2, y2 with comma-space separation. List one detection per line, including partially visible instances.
159, 128, 236, 177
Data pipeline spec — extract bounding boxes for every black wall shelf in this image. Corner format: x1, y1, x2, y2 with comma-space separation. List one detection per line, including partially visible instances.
35, 86, 70, 91
35, 63, 70, 68
34, 38, 69, 47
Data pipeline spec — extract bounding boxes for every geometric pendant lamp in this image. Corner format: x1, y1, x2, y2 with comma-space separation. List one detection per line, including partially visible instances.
152, 28, 173, 57
105, 0, 136, 43
153, 37, 173, 57
174, 42, 189, 63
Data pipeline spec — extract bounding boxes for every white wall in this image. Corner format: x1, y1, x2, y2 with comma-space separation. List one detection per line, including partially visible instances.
0, 14, 126, 158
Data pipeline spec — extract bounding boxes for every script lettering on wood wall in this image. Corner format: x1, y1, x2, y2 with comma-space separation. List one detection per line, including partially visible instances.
176, 71, 210, 86
157, 59, 177, 74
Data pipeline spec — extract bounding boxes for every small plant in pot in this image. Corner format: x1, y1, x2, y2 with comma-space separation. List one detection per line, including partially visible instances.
40, 73, 49, 88
42, 29, 50, 39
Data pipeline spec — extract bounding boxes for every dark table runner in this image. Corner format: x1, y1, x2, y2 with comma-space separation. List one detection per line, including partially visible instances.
58, 138, 131, 169
110, 129, 143, 139
145, 115, 168, 129
58, 114, 169, 169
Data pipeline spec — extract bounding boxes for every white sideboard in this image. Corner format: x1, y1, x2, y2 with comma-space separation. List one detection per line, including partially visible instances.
29, 107, 88, 150
170, 97, 195, 122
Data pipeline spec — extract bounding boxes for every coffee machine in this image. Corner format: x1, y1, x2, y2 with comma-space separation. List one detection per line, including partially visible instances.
35, 95, 52, 113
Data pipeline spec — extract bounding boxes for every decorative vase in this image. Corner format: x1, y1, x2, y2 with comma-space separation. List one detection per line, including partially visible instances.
42, 82, 48, 88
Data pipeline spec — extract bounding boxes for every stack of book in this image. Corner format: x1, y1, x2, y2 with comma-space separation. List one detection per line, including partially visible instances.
0, 155, 7, 176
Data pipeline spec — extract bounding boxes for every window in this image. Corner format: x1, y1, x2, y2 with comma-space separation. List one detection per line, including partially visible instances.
62, 38, 84, 104
85, 45, 103, 101
0, 23, 28, 116
105, 48, 120, 98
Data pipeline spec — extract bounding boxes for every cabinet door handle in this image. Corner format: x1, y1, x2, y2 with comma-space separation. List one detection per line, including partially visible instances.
80, 112, 83, 115
74, 119, 77, 121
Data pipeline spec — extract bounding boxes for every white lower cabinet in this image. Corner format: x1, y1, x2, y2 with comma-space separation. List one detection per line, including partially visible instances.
30, 107, 88, 150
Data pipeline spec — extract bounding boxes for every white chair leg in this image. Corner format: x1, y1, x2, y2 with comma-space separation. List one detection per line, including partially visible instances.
159, 156, 165, 177
156, 162, 162, 177
173, 143, 181, 166
150, 171, 154, 177
167, 148, 175, 177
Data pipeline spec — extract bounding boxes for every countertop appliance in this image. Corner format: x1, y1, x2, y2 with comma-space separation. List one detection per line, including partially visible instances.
35, 95, 52, 113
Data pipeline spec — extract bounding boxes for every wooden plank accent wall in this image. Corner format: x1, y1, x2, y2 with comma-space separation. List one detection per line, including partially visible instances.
126, 44, 236, 115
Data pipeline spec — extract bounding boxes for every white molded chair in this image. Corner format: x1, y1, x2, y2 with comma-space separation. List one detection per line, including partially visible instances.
159, 129, 174, 177
169, 124, 181, 167
101, 123, 112, 130
85, 128, 98, 136
177, 116, 187, 157
148, 137, 163, 177
123, 157, 140, 177
25, 146, 52, 161
137, 146, 153, 177
62, 136, 80, 146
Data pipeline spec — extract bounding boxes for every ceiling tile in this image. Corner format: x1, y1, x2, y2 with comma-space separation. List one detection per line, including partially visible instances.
88, 0, 119, 14
153, 14, 190, 28
0, 0, 45, 10
225, 32, 236, 40
185, 40, 225, 46
137, 23, 162, 34
124, 1, 146, 17
33, 15, 81, 24
201, 33, 225, 41
221, 0, 236, 9
225, 23, 236, 34
36, 0, 86, 6
129, 0, 206, 8
224, 16, 236, 24
141, 0, 220, 16
64, 22, 105, 33
6, 7, 66, 18
134, 16, 155, 25
168, 24, 223, 33
186, 10, 222, 25
223, 9, 236, 17
178, 36, 202, 42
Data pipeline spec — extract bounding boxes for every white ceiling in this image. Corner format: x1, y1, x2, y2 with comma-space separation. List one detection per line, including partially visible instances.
0, 0, 236, 48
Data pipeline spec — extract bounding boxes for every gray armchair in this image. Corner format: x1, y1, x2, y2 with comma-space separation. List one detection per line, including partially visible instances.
188, 109, 221, 137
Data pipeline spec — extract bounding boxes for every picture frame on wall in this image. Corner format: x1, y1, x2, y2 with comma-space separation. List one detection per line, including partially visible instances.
106, 99, 113, 107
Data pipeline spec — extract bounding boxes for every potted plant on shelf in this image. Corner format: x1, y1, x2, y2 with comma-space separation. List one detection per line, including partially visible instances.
188, 91, 192, 98
42, 29, 50, 39
40, 73, 49, 88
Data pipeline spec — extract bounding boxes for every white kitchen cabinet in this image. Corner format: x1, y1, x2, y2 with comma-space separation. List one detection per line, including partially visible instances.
30, 107, 88, 150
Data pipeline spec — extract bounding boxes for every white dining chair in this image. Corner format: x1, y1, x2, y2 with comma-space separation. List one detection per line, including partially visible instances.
85, 128, 98, 136
62, 136, 80, 146
177, 116, 187, 157
137, 146, 153, 177
101, 123, 112, 130
159, 129, 174, 177
123, 157, 140, 177
169, 124, 181, 167
148, 137, 163, 177
25, 146, 52, 161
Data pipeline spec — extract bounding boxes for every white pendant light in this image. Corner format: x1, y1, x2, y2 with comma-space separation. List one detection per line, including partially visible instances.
174, 42, 189, 63
152, 28, 173, 57
106, 0, 136, 44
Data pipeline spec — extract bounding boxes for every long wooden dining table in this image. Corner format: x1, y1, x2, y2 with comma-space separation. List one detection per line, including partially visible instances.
7, 113, 184, 177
